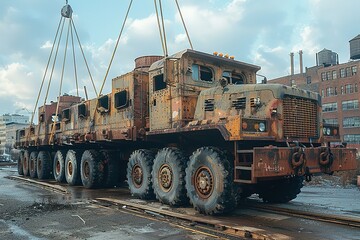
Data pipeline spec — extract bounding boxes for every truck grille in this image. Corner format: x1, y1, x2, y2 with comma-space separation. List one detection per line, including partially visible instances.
283, 96, 318, 138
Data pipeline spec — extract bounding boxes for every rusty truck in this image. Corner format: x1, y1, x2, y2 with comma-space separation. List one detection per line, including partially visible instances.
16, 49, 357, 215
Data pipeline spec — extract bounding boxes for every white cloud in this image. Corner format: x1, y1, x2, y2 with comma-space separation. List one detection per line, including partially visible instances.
41, 41, 53, 49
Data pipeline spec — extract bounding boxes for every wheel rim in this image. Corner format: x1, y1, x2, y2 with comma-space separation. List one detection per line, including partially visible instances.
67, 161, 73, 176
158, 164, 173, 192
132, 164, 143, 188
83, 161, 90, 179
194, 166, 214, 199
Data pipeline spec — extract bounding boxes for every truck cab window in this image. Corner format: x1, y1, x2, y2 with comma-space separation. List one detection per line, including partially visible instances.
154, 74, 166, 91
192, 64, 213, 82
223, 71, 245, 85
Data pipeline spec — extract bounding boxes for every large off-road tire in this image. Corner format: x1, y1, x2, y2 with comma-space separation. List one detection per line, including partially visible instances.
127, 149, 155, 200
80, 150, 105, 189
37, 151, 52, 180
152, 148, 188, 206
17, 151, 24, 175
100, 150, 122, 187
185, 147, 235, 215
29, 151, 38, 179
257, 176, 304, 203
65, 150, 83, 185
53, 150, 66, 183
23, 150, 30, 176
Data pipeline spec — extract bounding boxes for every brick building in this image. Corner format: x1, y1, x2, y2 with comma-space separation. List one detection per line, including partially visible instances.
269, 35, 360, 150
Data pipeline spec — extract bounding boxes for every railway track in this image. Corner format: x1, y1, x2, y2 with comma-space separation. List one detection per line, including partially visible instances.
7, 174, 360, 239
243, 201, 360, 228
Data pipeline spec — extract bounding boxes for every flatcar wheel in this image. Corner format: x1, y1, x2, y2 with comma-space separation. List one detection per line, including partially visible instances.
152, 148, 188, 206
65, 149, 83, 185
185, 147, 235, 215
17, 151, 24, 175
80, 150, 105, 189
37, 151, 52, 180
127, 149, 155, 200
53, 150, 66, 182
23, 150, 30, 176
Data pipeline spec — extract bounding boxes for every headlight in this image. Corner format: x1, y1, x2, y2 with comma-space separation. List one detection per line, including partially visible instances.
259, 122, 266, 132
242, 119, 267, 133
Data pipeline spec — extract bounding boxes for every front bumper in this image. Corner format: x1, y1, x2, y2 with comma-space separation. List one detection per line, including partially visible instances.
251, 146, 357, 181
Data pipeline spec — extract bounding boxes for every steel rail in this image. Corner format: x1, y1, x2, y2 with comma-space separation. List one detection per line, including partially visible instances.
244, 202, 360, 228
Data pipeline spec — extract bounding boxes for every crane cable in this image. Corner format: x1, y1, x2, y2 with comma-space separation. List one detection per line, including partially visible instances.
158, 0, 168, 57
71, 19, 98, 97
90, 0, 133, 122
154, 0, 166, 56
70, 22, 79, 97
175, 0, 193, 50
49, 18, 72, 144
26, 16, 64, 142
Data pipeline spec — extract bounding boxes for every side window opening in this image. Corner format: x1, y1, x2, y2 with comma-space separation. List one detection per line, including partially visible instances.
154, 74, 166, 91
39, 112, 45, 123
62, 108, 70, 122
223, 71, 245, 85
192, 64, 213, 82
78, 104, 87, 118
97, 95, 109, 113
114, 90, 128, 109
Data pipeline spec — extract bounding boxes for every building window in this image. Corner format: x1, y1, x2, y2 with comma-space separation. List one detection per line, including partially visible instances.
343, 117, 360, 128
321, 72, 326, 81
332, 70, 337, 79
306, 76, 311, 84
334, 87, 337, 95
326, 71, 331, 80
345, 84, 353, 94
324, 118, 338, 125
326, 87, 333, 97
351, 66, 357, 75
340, 68, 345, 78
342, 100, 359, 110
355, 83, 358, 93
346, 67, 351, 77
341, 86, 344, 94
321, 89, 324, 97
322, 102, 337, 112
344, 134, 360, 144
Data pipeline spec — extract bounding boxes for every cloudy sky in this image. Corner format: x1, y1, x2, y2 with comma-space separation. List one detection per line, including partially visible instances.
1, 0, 360, 117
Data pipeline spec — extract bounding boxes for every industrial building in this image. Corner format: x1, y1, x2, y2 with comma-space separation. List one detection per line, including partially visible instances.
0, 114, 30, 158
269, 34, 360, 150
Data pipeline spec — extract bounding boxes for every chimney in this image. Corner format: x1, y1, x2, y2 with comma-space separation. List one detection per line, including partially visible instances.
290, 52, 294, 75
299, 50, 303, 74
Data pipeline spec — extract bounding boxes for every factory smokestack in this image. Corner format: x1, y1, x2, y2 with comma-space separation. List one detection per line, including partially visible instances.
290, 52, 294, 75
299, 50, 303, 74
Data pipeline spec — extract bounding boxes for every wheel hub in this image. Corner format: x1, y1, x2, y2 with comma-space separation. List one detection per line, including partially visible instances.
68, 161, 73, 176
56, 161, 61, 175
194, 166, 214, 199
158, 164, 173, 192
83, 161, 90, 179
132, 164, 143, 188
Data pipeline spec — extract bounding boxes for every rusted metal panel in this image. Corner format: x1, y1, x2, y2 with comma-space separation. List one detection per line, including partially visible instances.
251, 146, 357, 180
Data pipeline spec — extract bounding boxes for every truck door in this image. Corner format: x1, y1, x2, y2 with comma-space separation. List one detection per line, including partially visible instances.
149, 58, 177, 131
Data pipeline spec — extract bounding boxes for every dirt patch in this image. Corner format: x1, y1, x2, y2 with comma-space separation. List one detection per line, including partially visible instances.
2, 200, 76, 221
